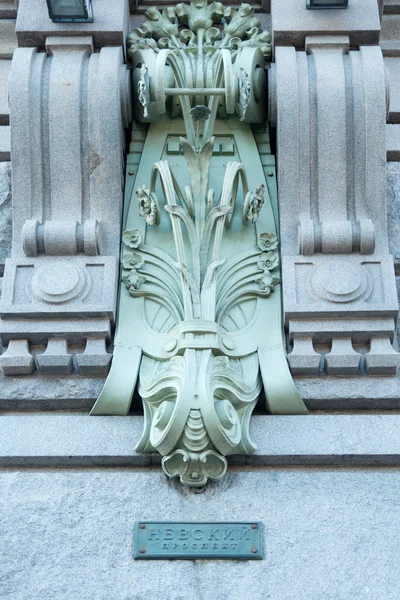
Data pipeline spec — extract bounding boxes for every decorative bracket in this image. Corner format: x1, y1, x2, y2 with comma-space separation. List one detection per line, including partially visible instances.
92, 1, 307, 486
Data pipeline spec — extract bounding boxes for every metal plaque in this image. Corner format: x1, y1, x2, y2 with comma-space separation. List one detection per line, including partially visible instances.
134, 521, 263, 560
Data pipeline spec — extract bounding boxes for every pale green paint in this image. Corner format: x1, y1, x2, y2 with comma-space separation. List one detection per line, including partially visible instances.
92, 0, 308, 487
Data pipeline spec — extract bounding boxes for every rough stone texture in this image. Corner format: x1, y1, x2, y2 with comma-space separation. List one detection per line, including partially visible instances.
381, 13, 400, 55
0, 59, 11, 125
5, 372, 400, 411
387, 124, 400, 161
0, 339, 34, 375
0, 161, 12, 270
386, 56, 400, 123
271, 0, 380, 49
0, 40, 131, 376
2, 413, 400, 467
16, 0, 129, 50
385, 0, 400, 14
387, 162, 400, 270
274, 41, 400, 377
0, 18, 17, 59
1, 469, 399, 599
0, 1, 17, 18
0, 375, 104, 410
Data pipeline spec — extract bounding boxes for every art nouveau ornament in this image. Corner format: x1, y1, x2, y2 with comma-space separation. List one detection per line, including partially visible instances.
128, 0, 271, 125
92, 1, 307, 486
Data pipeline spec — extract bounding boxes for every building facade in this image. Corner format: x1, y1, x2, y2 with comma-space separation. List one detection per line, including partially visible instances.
1, 0, 400, 598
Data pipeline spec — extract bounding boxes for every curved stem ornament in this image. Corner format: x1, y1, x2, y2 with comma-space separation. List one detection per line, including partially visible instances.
92, 0, 307, 487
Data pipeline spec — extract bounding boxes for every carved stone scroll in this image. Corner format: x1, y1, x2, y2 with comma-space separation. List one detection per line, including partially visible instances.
0, 36, 132, 377
270, 36, 400, 376
92, 1, 307, 487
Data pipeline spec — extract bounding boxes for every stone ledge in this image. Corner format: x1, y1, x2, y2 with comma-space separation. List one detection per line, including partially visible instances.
2, 374, 400, 411
0, 375, 104, 410
271, 0, 380, 50
296, 376, 400, 410
2, 413, 400, 467
16, 0, 129, 50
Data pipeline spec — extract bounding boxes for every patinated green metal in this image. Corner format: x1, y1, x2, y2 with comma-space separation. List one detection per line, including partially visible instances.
92, 0, 308, 487
134, 521, 264, 560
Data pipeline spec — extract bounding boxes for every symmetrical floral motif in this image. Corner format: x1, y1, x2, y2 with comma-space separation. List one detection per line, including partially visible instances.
92, 0, 307, 484
93, 1, 306, 486
128, 0, 270, 125
128, 1, 271, 59
119, 85, 282, 484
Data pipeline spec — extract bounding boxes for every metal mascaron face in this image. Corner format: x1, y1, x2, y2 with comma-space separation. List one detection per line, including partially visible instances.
92, 0, 308, 486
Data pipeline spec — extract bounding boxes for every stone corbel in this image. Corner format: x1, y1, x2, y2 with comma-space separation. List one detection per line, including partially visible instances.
270, 35, 400, 376
0, 35, 132, 377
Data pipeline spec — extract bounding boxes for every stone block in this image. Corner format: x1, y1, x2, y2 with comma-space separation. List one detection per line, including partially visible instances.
0, 19, 17, 59
385, 57, 400, 123
384, 0, 400, 13
271, 0, 380, 49
16, 0, 129, 50
0, 256, 118, 318
36, 338, 73, 375
0, 339, 34, 375
387, 124, 400, 160
2, 370, 400, 411
288, 337, 321, 375
365, 336, 400, 374
0, 317, 111, 344
381, 14, 400, 55
0, 59, 11, 125
76, 337, 111, 377
2, 413, 400, 466
325, 337, 361, 375
0, 374, 104, 410
0, 1, 17, 18
283, 255, 399, 319
45, 35, 94, 54
295, 375, 400, 410
0, 125, 10, 160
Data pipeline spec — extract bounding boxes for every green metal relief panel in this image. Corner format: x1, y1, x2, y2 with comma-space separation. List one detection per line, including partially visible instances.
92, 116, 307, 487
